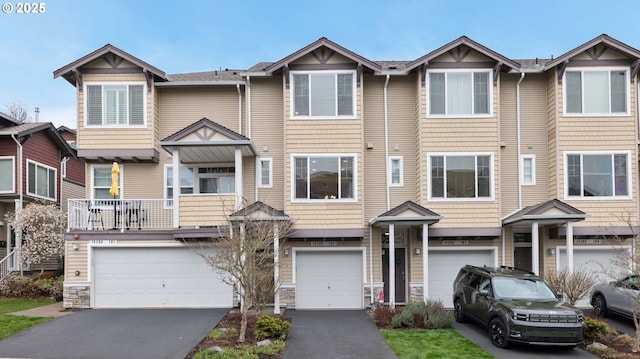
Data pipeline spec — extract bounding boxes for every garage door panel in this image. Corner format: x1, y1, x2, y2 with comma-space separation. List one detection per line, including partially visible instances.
429, 249, 495, 308
296, 251, 362, 309
94, 247, 233, 308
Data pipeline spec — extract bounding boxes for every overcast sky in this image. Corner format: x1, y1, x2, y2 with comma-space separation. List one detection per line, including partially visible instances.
2, 0, 639, 129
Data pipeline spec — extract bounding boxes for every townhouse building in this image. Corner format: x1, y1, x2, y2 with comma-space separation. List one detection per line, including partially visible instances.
54, 34, 640, 310
0, 112, 83, 277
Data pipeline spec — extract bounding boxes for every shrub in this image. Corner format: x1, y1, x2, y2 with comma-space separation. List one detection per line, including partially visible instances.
390, 299, 453, 329
584, 316, 611, 340
255, 315, 291, 341
372, 304, 401, 328
0, 274, 40, 297
34, 276, 63, 299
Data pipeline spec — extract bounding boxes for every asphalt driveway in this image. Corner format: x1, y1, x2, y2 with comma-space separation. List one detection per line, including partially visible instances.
282, 310, 397, 359
0, 308, 229, 359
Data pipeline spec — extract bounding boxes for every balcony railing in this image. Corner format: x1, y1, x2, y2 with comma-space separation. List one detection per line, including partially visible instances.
68, 199, 172, 231
68, 195, 238, 231
0, 250, 16, 281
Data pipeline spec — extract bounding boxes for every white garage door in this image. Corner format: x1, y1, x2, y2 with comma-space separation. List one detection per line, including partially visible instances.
558, 246, 629, 307
93, 247, 233, 308
296, 251, 363, 309
428, 249, 496, 308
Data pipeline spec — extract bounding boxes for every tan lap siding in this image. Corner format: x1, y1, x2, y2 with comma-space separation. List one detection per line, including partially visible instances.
65, 241, 88, 282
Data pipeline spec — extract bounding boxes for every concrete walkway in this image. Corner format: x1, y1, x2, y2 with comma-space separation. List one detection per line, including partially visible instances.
8, 301, 73, 318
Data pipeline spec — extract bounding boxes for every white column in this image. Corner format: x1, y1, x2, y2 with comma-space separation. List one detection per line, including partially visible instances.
566, 222, 574, 274
172, 150, 180, 228
273, 223, 280, 315
389, 224, 395, 309
422, 224, 429, 303
531, 222, 540, 275
235, 147, 243, 210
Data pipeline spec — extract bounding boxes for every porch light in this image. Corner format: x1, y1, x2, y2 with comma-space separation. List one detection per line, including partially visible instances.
284, 248, 289, 256
547, 248, 556, 256
72, 243, 80, 251
415, 248, 421, 255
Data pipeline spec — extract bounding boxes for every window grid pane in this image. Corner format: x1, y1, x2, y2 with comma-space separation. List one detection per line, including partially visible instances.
391, 159, 401, 184
129, 85, 144, 125
614, 154, 628, 196
340, 157, 354, 199
473, 72, 489, 114
0, 159, 12, 191
567, 155, 581, 196
293, 75, 309, 116
294, 158, 308, 199
610, 71, 626, 113
429, 73, 445, 115
431, 156, 444, 197
477, 156, 491, 197
337, 74, 353, 116
87, 85, 103, 125
565, 72, 582, 113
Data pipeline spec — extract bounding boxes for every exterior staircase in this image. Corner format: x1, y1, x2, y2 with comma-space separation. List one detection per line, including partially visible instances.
0, 250, 16, 281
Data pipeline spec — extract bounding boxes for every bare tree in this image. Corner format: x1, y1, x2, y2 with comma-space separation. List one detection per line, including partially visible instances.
543, 267, 597, 305
6, 101, 32, 123
184, 201, 292, 343
5, 202, 67, 275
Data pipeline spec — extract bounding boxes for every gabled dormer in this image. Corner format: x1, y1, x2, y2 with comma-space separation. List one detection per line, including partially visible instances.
545, 34, 640, 117
256, 37, 381, 120
54, 44, 168, 163
406, 36, 520, 118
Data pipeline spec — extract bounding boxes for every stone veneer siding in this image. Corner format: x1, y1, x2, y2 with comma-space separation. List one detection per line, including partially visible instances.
63, 284, 91, 308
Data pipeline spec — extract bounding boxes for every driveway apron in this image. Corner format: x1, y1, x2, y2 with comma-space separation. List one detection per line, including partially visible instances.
0, 308, 229, 359
282, 310, 397, 359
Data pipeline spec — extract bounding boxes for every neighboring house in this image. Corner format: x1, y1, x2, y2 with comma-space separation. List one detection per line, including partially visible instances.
0, 112, 83, 278
54, 34, 640, 311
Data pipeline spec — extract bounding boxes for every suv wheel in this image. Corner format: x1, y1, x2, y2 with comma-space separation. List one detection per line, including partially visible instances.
592, 294, 608, 317
453, 299, 466, 323
489, 318, 510, 348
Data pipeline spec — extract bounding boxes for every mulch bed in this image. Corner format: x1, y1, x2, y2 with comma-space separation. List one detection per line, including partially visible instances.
185, 309, 285, 359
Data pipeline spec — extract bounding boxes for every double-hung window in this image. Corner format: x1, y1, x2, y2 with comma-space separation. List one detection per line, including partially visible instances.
165, 166, 194, 207
520, 155, 536, 186
291, 71, 355, 118
564, 68, 628, 115
293, 155, 355, 201
429, 154, 492, 200
91, 165, 121, 200
565, 152, 630, 198
0, 156, 14, 193
86, 83, 145, 126
428, 70, 491, 116
27, 160, 56, 200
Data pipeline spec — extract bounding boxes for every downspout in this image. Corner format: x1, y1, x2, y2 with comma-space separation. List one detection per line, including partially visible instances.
369, 227, 374, 306
516, 73, 525, 209
383, 75, 390, 211
237, 84, 242, 135
11, 134, 23, 274
246, 77, 252, 139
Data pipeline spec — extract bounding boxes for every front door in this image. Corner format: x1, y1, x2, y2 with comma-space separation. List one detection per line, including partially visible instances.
514, 233, 532, 272
382, 248, 406, 303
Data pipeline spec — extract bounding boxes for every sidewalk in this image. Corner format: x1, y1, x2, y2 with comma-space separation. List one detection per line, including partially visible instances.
8, 301, 75, 318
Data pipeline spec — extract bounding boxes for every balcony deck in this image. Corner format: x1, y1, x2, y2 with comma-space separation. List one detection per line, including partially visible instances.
68, 195, 237, 232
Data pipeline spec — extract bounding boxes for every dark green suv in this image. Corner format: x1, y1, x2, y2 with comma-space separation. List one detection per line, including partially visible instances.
453, 265, 585, 348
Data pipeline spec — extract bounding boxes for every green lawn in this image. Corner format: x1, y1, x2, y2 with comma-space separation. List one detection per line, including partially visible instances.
381, 329, 495, 359
0, 298, 56, 339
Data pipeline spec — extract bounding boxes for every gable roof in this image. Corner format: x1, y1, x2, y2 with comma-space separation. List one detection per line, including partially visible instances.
369, 200, 441, 226
544, 33, 640, 70
53, 44, 167, 86
262, 37, 382, 74
228, 201, 290, 221
0, 111, 22, 127
502, 199, 587, 226
405, 35, 521, 73
0, 122, 75, 157
159, 118, 257, 162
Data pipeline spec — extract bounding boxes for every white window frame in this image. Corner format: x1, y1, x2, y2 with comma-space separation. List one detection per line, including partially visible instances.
290, 70, 357, 120
164, 165, 195, 208
61, 160, 67, 179
562, 67, 630, 117
520, 155, 536, 186
26, 159, 57, 201
428, 152, 494, 202
90, 164, 123, 202
564, 151, 632, 200
0, 156, 15, 194
291, 153, 358, 202
83, 82, 147, 128
426, 69, 493, 118
389, 156, 404, 187
258, 158, 273, 188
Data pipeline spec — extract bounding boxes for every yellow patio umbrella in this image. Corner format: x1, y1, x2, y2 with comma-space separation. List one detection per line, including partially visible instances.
109, 162, 120, 228
109, 162, 120, 197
